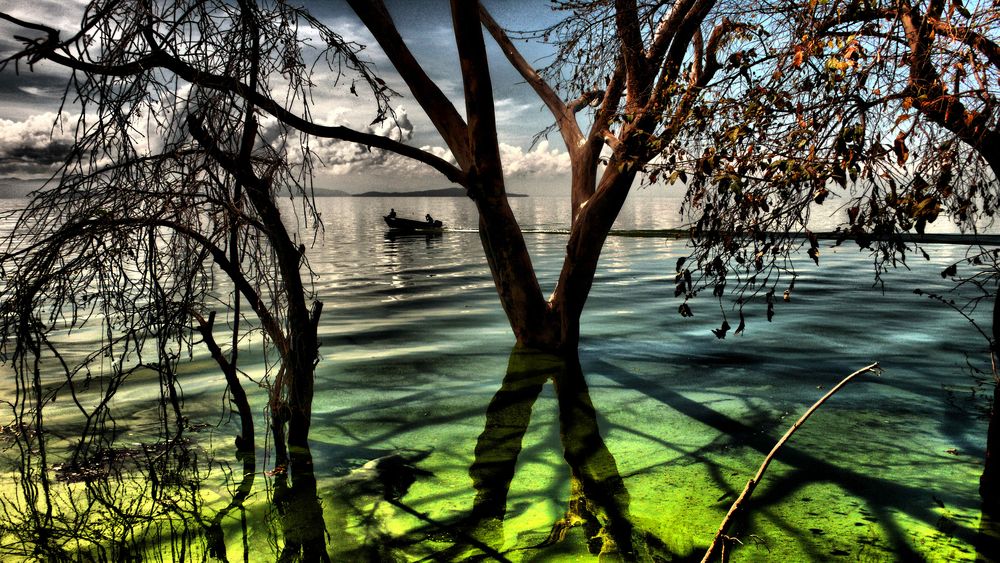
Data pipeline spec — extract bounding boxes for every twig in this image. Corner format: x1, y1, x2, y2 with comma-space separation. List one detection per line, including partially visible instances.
701, 362, 881, 562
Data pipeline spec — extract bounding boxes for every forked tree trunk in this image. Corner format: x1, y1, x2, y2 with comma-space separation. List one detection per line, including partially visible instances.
351, 0, 662, 354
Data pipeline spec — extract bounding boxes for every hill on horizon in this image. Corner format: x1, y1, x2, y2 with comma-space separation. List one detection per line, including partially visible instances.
352, 187, 527, 198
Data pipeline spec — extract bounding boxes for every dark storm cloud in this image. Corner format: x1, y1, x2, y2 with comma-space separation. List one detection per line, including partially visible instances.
0, 112, 75, 178
4, 139, 73, 164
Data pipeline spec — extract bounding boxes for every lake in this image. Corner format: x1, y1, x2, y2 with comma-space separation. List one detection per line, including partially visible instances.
0, 193, 993, 561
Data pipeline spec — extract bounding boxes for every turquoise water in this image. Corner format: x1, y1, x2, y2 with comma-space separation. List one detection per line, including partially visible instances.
0, 194, 994, 560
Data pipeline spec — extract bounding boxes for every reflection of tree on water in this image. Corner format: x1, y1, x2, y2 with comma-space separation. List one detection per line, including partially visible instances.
437, 347, 669, 561
0, 415, 339, 561
1, 415, 207, 560
271, 449, 331, 562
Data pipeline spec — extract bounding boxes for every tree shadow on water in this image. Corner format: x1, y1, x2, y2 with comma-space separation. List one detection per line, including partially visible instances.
399, 346, 682, 562
590, 356, 994, 561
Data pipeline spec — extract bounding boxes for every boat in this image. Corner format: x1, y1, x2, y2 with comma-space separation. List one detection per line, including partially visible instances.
383, 215, 444, 231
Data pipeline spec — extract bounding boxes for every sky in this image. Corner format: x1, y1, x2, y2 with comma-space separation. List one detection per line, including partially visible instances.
0, 0, 586, 194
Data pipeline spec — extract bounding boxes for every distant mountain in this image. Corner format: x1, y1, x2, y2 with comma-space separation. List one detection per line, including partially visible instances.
354, 187, 527, 197
310, 187, 352, 197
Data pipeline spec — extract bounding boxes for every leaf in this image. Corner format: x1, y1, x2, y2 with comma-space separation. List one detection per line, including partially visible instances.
714, 282, 726, 297
807, 246, 820, 265
847, 206, 860, 225
734, 311, 746, 336
814, 188, 830, 204
893, 133, 909, 166
684, 269, 693, 293
941, 264, 957, 278
767, 302, 775, 322
793, 49, 805, 68
675, 257, 687, 272
679, 303, 694, 317
712, 320, 732, 339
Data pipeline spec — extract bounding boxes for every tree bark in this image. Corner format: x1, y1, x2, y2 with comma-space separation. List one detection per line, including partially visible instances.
550, 164, 639, 350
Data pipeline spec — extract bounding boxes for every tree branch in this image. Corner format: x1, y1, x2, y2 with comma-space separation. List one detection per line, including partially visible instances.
480, 5, 584, 153
701, 362, 882, 562
614, 0, 649, 109
346, 0, 473, 171
452, 0, 504, 188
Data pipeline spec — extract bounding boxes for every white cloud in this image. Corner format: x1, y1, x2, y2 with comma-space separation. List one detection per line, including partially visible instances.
0, 112, 74, 148
17, 86, 62, 98
498, 139, 570, 176
0, 112, 76, 176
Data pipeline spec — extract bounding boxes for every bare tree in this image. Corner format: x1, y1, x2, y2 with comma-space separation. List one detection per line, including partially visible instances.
0, 0, 392, 557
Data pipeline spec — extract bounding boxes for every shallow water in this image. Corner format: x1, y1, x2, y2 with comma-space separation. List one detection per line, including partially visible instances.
0, 194, 995, 561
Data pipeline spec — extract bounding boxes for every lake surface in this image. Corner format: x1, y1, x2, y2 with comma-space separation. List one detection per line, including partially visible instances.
0, 193, 995, 561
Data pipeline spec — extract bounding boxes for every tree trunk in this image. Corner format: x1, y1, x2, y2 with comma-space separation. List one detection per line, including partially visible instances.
981, 284, 1000, 512
549, 165, 639, 350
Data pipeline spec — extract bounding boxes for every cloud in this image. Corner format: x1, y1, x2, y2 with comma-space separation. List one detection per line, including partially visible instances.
316, 137, 569, 181
493, 97, 533, 124
0, 112, 76, 177
17, 86, 63, 98
498, 139, 570, 176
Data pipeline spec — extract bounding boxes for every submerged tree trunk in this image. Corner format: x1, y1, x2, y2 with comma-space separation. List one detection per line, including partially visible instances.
981, 285, 1000, 512
463, 347, 646, 559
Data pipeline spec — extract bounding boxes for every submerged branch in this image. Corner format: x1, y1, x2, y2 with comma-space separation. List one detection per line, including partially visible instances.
701, 362, 881, 562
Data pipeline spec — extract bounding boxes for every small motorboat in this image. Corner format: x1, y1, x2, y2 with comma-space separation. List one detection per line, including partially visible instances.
384, 215, 444, 231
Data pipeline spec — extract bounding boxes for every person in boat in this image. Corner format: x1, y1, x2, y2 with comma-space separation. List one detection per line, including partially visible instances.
388, 208, 396, 219
425, 213, 434, 223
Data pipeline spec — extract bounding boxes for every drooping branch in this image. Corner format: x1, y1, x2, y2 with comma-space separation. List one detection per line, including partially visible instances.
48, 214, 288, 355
191, 310, 254, 454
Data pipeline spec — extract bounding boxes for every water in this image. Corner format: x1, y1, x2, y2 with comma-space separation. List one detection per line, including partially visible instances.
0, 194, 993, 560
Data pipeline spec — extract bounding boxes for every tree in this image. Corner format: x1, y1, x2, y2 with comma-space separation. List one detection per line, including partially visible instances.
0, 0, 392, 557
2, 0, 760, 355
777, 0, 1000, 512
348, 0, 756, 351
673, 0, 1000, 512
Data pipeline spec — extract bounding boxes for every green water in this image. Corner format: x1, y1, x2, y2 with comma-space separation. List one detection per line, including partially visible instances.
0, 196, 994, 561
